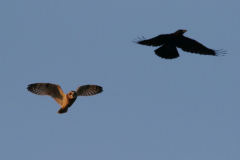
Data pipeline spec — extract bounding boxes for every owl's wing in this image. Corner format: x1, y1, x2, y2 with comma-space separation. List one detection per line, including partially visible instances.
76, 85, 103, 96
27, 83, 65, 106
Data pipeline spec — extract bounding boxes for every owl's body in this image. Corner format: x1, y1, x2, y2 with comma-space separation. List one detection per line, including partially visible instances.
57, 91, 77, 113
27, 83, 103, 114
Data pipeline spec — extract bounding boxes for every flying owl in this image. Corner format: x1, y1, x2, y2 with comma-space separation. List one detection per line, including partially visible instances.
27, 83, 103, 114
134, 29, 226, 59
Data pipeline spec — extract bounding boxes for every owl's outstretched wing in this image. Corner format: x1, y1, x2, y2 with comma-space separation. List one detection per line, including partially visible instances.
76, 85, 103, 96
27, 83, 65, 106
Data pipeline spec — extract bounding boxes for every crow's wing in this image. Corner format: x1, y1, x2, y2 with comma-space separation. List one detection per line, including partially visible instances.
177, 36, 223, 56
135, 34, 168, 47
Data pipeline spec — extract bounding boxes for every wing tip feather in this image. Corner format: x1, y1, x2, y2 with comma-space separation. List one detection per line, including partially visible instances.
215, 49, 227, 56
132, 36, 147, 44
27, 83, 36, 92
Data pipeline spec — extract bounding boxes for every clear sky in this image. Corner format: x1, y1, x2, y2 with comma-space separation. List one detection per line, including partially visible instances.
1, 0, 240, 160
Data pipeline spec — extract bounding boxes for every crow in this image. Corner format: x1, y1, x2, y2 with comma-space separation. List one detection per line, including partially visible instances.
134, 30, 226, 59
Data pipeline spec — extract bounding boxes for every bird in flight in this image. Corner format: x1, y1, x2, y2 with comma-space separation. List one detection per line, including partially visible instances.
27, 83, 103, 114
134, 29, 226, 59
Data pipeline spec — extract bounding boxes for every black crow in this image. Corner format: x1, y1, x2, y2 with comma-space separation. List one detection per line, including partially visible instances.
134, 30, 226, 59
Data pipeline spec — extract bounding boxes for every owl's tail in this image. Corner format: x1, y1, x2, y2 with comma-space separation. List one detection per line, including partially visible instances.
57, 107, 68, 114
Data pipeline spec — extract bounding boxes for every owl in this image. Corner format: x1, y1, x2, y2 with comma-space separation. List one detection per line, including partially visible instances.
27, 83, 103, 114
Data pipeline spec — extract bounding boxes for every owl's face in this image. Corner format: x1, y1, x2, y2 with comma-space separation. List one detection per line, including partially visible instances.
67, 91, 77, 99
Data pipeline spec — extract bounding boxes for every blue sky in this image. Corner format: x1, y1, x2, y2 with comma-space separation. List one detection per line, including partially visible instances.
1, 0, 240, 160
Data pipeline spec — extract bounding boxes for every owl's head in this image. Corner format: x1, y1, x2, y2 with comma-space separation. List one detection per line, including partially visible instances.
67, 91, 77, 99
